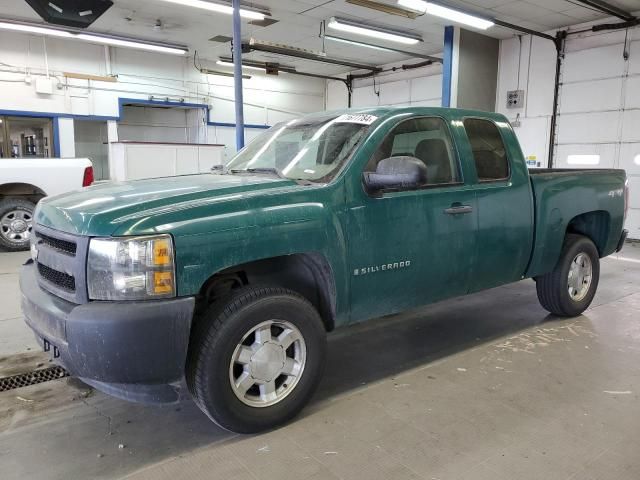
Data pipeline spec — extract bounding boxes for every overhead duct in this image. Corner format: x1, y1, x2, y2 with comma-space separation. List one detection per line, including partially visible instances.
245, 39, 381, 72
24, 0, 113, 28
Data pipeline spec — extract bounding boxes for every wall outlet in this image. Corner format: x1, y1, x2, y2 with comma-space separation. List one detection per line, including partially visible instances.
507, 89, 524, 109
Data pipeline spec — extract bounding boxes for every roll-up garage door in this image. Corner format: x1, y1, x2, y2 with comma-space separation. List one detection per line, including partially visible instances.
553, 27, 640, 239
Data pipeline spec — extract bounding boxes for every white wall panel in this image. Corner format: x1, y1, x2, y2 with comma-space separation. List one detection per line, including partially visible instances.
624, 75, 640, 109
410, 75, 442, 103
556, 111, 620, 145
619, 143, 640, 174
352, 87, 381, 107
326, 80, 348, 110
524, 37, 557, 118
378, 80, 411, 105
562, 44, 625, 82
628, 39, 640, 74
620, 110, 640, 142
512, 116, 550, 164
559, 78, 623, 113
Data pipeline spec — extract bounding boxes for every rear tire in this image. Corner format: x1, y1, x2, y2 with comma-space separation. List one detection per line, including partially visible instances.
0, 198, 36, 252
186, 286, 327, 433
536, 234, 600, 317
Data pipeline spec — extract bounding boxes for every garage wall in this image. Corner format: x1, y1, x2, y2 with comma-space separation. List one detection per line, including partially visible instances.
0, 31, 325, 158
497, 24, 640, 239
326, 60, 443, 110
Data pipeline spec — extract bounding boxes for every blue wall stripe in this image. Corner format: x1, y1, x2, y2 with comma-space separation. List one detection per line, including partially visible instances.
442, 26, 455, 108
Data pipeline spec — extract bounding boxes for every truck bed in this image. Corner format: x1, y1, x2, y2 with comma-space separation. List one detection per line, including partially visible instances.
526, 168, 627, 278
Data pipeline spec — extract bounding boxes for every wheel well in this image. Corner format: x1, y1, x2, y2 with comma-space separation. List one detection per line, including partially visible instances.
566, 211, 610, 256
0, 183, 46, 203
197, 253, 337, 331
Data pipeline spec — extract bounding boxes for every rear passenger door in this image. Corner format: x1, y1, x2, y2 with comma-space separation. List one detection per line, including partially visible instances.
462, 118, 534, 292
347, 116, 478, 322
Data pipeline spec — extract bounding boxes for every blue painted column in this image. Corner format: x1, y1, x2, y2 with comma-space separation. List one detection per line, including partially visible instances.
441, 26, 454, 108
232, 0, 245, 150
52, 117, 61, 157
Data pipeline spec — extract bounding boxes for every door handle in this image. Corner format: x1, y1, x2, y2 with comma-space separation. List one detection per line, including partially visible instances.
444, 204, 473, 215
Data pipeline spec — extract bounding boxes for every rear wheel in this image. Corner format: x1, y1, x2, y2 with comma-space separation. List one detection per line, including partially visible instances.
536, 234, 600, 317
0, 198, 35, 252
187, 286, 326, 433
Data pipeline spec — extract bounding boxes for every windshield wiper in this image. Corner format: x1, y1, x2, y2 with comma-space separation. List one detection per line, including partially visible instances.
230, 167, 286, 179
211, 165, 229, 174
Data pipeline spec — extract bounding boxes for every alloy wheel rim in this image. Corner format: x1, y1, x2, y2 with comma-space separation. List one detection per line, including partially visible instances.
229, 319, 306, 408
568, 252, 593, 302
0, 209, 33, 245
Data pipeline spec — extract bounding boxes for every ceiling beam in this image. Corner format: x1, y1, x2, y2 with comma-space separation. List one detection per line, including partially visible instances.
572, 0, 635, 21
492, 19, 556, 43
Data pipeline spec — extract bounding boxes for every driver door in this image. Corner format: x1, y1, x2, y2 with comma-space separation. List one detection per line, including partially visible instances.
346, 116, 478, 323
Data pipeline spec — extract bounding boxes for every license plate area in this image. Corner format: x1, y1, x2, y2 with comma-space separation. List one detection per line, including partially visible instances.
43, 338, 61, 359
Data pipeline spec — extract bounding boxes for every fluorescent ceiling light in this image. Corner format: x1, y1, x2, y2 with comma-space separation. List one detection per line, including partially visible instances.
324, 35, 394, 52
156, 0, 265, 20
216, 60, 264, 71
327, 17, 421, 45
0, 21, 73, 38
0, 20, 188, 55
76, 34, 187, 55
397, 0, 494, 30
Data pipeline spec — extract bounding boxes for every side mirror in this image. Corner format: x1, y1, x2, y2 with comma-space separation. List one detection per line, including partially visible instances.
363, 156, 427, 192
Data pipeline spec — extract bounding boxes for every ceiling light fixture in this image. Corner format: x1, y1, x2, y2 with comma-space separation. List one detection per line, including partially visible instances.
397, 0, 494, 30
216, 59, 264, 71
0, 21, 74, 38
156, 0, 266, 20
327, 17, 422, 45
323, 34, 441, 62
0, 20, 188, 55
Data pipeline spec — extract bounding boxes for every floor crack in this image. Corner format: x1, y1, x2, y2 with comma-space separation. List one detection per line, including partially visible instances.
81, 398, 114, 436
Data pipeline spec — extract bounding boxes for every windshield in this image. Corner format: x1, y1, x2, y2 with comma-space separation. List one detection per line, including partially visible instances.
226, 113, 376, 182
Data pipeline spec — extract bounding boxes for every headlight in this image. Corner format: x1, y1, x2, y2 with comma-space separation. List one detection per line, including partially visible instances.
87, 235, 176, 300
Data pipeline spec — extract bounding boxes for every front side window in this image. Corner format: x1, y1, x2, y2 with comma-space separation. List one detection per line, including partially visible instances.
365, 117, 460, 186
226, 114, 373, 183
464, 118, 509, 181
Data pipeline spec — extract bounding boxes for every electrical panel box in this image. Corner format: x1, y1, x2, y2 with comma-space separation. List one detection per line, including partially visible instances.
35, 77, 54, 95
507, 90, 525, 109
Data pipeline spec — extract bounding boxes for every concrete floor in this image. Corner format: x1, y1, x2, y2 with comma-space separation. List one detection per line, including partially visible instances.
1, 244, 639, 480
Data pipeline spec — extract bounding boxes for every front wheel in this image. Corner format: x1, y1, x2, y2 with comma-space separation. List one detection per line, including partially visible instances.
186, 286, 327, 433
536, 234, 600, 317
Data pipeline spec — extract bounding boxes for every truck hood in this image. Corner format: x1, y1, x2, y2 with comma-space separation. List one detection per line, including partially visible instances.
35, 174, 298, 236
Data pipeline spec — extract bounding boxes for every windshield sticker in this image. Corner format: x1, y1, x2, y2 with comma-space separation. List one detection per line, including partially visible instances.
335, 113, 378, 125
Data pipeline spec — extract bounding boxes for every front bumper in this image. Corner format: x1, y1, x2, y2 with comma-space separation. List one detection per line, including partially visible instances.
20, 261, 195, 404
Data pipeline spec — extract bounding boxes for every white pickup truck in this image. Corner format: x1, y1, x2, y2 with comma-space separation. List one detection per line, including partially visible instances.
0, 158, 94, 251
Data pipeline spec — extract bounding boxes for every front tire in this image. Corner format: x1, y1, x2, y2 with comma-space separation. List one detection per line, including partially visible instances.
536, 234, 600, 317
0, 198, 36, 252
186, 286, 327, 433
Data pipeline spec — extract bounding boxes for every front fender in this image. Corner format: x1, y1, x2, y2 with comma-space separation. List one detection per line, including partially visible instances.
166, 185, 349, 318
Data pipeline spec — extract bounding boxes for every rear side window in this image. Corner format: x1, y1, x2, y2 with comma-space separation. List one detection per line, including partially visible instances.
463, 119, 509, 181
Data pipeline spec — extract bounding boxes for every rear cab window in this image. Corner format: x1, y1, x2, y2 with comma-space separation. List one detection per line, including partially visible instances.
463, 118, 510, 182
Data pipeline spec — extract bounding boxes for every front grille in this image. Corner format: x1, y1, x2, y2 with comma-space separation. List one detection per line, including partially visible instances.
37, 263, 76, 292
36, 232, 77, 255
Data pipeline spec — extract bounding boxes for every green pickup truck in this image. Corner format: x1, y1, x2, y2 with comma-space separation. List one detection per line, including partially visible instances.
20, 107, 629, 433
